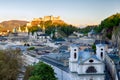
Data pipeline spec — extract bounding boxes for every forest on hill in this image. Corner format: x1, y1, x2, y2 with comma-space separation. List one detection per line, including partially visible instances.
28, 20, 78, 37
79, 13, 120, 39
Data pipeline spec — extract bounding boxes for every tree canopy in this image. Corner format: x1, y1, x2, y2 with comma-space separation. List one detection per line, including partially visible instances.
0, 49, 22, 80
78, 25, 97, 35
28, 20, 78, 38
24, 62, 57, 80
95, 13, 120, 39
78, 13, 120, 39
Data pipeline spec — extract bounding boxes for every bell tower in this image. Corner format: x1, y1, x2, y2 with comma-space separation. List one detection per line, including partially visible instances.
96, 44, 107, 61
69, 44, 79, 62
69, 44, 79, 72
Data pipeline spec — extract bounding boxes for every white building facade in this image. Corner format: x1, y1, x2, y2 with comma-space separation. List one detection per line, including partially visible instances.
29, 31, 50, 42
69, 44, 106, 80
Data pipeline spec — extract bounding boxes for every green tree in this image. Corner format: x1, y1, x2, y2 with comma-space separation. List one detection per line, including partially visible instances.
92, 44, 96, 53
29, 76, 42, 80
78, 25, 97, 34
29, 26, 41, 33
0, 49, 23, 80
27, 47, 35, 50
29, 20, 78, 38
95, 13, 120, 39
28, 62, 57, 80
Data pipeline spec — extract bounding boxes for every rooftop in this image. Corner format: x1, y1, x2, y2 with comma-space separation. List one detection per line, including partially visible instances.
108, 53, 120, 63
39, 51, 70, 72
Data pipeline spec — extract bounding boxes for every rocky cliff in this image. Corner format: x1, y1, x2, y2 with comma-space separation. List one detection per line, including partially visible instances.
112, 24, 120, 47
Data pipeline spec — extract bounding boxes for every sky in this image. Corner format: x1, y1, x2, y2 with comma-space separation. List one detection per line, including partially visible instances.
0, 0, 120, 27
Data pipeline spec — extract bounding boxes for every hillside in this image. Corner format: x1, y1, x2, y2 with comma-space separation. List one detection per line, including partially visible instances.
0, 20, 28, 31
30, 19, 65, 27
78, 13, 120, 40
29, 20, 78, 37
95, 13, 120, 39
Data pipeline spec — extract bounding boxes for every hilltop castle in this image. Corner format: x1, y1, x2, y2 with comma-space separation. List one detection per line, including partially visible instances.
27, 15, 61, 27
33, 15, 60, 21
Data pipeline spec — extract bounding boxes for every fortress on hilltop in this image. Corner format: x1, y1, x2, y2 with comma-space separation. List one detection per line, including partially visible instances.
27, 15, 61, 27
33, 15, 60, 21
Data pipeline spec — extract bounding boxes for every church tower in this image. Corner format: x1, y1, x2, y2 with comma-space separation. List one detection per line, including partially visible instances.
96, 44, 107, 61
13, 27, 17, 33
42, 25, 45, 33
18, 26, 22, 32
25, 26, 29, 32
69, 44, 79, 62
69, 44, 79, 72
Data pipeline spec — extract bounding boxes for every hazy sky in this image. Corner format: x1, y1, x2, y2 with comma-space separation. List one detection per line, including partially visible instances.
0, 0, 120, 26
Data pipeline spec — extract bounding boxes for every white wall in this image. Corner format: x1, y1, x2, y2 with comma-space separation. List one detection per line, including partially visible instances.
22, 52, 39, 66
69, 73, 104, 80
105, 54, 119, 80
43, 60, 105, 80
69, 62, 77, 72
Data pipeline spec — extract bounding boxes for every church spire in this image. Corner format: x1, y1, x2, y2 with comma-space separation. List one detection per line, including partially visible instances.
18, 26, 22, 32
42, 25, 45, 33
25, 26, 29, 32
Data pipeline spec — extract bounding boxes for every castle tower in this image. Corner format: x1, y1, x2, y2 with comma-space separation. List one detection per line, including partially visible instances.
43, 25, 45, 32
50, 15, 53, 20
96, 44, 107, 61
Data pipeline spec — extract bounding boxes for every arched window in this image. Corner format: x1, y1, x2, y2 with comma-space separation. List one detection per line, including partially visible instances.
86, 66, 97, 73
74, 53, 76, 59
101, 52, 103, 58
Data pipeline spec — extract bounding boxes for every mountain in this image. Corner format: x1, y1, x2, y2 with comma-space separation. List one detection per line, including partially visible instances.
0, 20, 28, 31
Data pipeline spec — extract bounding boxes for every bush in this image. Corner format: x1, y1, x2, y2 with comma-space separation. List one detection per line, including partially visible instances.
28, 62, 57, 80
28, 47, 35, 50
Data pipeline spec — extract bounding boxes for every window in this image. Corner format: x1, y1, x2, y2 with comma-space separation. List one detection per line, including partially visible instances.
101, 48, 103, 51
74, 49, 76, 51
101, 52, 103, 58
89, 59, 94, 63
86, 66, 97, 73
74, 53, 76, 59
